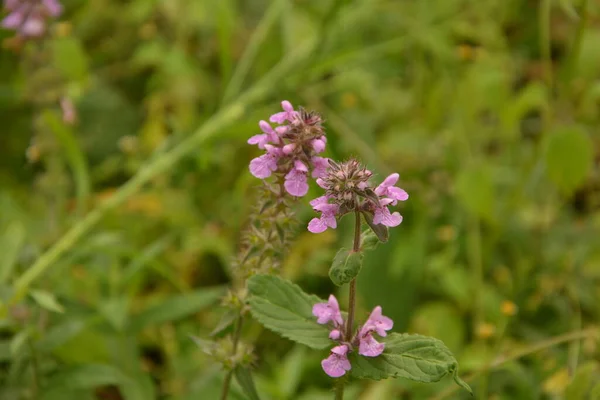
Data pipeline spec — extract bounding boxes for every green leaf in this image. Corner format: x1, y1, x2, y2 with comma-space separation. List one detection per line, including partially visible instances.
350, 333, 472, 394
565, 362, 597, 400
455, 166, 494, 221
329, 248, 363, 286
211, 309, 238, 336
545, 127, 593, 195
40, 364, 149, 400
129, 286, 224, 331
0, 221, 25, 285
51, 37, 89, 81
234, 366, 261, 400
362, 212, 389, 243
30, 289, 65, 313
247, 275, 331, 349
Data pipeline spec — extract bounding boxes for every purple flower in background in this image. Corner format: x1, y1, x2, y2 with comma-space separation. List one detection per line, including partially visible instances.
2, 0, 62, 38
313, 295, 393, 377
307, 160, 408, 233
248, 101, 328, 197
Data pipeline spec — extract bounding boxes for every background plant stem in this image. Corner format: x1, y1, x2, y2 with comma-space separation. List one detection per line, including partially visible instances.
221, 314, 244, 400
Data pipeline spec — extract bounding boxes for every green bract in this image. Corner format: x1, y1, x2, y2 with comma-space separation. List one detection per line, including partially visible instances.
329, 248, 364, 286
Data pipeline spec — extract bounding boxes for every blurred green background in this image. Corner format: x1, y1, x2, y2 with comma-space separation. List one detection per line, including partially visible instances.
1, 0, 600, 399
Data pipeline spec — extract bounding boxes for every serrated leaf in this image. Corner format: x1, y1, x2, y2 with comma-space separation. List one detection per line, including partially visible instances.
247, 275, 331, 349
362, 212, 389, 243
329, 248, 363, 286
30, 290, 65, 313
234, 366, 261, 400
350, 333, 471, 394
545, 127, 593, 195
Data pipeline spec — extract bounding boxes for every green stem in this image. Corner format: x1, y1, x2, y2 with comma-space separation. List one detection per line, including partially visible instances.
334, 379, 345, 400
221, 314, 245, 400
338, 212, 362, 400
8, 41, 314, 306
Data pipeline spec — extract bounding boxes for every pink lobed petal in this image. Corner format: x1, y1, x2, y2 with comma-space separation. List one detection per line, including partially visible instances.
247, 134, 269, 149
249, 154, 277, 179
308, 218, 328, 233
358, 333, 385, 357
42, 0, 63, 16
321, 351, 351, 378
2, 10, 23, 28
373, 206, 403, 227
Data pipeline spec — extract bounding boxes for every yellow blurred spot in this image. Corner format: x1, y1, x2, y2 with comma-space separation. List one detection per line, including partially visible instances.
493, 265, 511, 285
457, 44, 478, 61
139, 23, 157, 39
501, 301, 518, 316
125, 194, 163, 217
71, 265, 86, 280
55, 22, 72, 37
542, 368, 569, 395
118, 135, 139, 154
476, 322, 496, 339
436, 225, 456, 241
26, 144, 41, 163
341, 92, 357, 108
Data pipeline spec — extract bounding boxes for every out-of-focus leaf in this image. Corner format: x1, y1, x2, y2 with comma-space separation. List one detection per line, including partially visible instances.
129, 286, 224, 331
98, 297, 129, 332
455, 166, 495, 221
30, 289, 65, 313
565, 362, 597, 400
350, 333, 471, 393
410, 302, 465, 352
234, 366, 261, 400
40, 364, 148, 400
247, 275, 331, 349
0, 221, 25, 284
545, 127, 593, 195
210, 309, 238, 336
277, 345, 306, 397
51, 37, 89, 81
42, 110, 91, 216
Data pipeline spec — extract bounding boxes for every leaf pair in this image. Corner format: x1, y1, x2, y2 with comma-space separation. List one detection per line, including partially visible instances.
247, 274, 471, 393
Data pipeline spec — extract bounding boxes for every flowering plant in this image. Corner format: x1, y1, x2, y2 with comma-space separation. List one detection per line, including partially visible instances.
202, 101, 471, 399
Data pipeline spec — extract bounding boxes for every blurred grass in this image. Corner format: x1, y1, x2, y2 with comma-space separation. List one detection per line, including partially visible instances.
1, 0, 600, 399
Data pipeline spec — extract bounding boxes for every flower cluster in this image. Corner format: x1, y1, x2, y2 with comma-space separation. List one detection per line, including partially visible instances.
308, 159, 408, 233
313, 295, 393, 377
248, 101, 328, 197
1, 0, 62, 37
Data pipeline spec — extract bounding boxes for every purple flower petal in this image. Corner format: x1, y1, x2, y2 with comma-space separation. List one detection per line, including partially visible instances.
284, 168, 308, 197
21, 16, 45, 37
2, 10, 24, 29
312, 295, 344, 326
247, 134, 270, 149
373, 206, 402, 227
321, 345, 351, 377
312, 138, 326, 153
42, 0, 63, 16
358, 333, 385, 357
311, 156, 329, 178
249, 154, 278, 179
361, 306, 394, 337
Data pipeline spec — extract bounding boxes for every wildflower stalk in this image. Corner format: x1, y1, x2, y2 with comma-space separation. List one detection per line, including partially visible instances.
220, 315, 244, 400
336, 210, 362, 400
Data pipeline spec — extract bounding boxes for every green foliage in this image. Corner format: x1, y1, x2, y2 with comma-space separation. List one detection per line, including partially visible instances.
544, 126, 593, 195
247, 274, 331, 349
350, 333, 471, 393
1, 0, 599, 398
329, 248, 363, 286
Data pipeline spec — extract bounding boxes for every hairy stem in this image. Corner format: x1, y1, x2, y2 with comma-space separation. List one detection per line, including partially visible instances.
334, 379, 345, 400
221, 314, 245, 400
345, 211, 361, 339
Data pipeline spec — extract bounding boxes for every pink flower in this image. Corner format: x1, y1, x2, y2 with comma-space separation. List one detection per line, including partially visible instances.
248, 120, 279, 149
284, 161, 309, 197
321, 345, 351, 378
307, 197, 339, 233
312, 294, 343, 326
2, 0, 62, 37
361, 306, 393, 337
249, 145, 281, 179
374, 173, 409, 205
270, 100, 298, 124
313, 297, 393, 378
311, 156, 329, 178
312, 137, 326, 153
373, 198, 403, 227
358, 333, 385, 357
